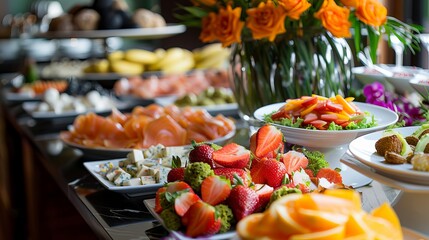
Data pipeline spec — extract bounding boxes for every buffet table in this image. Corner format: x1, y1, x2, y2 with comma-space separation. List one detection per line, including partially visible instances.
0, 74, 417, 240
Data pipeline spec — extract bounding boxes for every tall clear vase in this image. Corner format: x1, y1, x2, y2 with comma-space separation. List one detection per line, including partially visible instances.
228, 33, 354, 129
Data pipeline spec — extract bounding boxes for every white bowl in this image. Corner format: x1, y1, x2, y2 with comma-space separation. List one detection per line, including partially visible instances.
383, 65, 424, 95
254, 101, 398, 187
253, 102, 398, 168
409, 73, 429, 98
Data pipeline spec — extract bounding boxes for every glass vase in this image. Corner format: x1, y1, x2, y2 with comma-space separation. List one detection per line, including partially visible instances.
228, 33, 354, 125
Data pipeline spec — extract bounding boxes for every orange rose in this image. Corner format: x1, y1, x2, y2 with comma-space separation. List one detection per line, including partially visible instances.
212, 5, 244, 47
199, 13, 217, 43
356, 0, 387, 27
246, 1, 287, 41
191, 0, 217, 6
278, 0, 311, 20
340, 0, 358, 8
314, 0, 351, 38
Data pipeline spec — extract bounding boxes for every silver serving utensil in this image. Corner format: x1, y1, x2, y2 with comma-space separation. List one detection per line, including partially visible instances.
358, 52, 394, 77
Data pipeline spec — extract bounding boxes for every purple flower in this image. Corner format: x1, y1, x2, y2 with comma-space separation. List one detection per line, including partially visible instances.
363, 82, 425, 126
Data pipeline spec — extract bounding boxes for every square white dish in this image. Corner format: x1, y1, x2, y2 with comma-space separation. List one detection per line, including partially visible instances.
83, 159, 164, 195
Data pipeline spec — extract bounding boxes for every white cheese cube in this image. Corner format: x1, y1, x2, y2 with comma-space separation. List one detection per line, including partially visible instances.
140, 176, 156, 185
123, 177, 142, 186
154, 166, 170, 184
113, 171, 131, 186
98, 162, 114, 177
142, 159, 161, 167
125, 164, 139, 177
127, 149, 145, 163
136, 165, 151, 177
105, 167, 121, 181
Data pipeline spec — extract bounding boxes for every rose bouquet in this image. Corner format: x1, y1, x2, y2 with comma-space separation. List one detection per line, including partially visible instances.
176, 0, 421, 118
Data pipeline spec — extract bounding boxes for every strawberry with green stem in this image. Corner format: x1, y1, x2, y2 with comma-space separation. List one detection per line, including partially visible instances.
188, 141, 216, 168
167, 156, 185, 182
213, 168, 252, 187
250, 124, 284, 160
250, 157, 287, 188
227, 174, 259, 221
182, 201, 221, 237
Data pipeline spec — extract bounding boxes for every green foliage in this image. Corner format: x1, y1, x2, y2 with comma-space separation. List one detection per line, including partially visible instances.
302, 149, 329, 175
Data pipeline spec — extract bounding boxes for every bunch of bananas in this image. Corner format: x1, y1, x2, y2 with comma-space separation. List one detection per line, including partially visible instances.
83, 43, 230, 75
192, 43, 231, 69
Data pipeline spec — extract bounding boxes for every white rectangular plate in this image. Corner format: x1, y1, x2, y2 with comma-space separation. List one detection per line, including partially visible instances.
83, 159, 163, 195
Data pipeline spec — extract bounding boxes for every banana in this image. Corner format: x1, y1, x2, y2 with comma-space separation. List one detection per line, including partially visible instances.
162, 55, 195, 74
193, 43, 224, 62
107, 51, 124, 62
154, 48, 166, 59
124, 49, 158, 65
149, 47, 189, 71
93, 59, 110, 73
195, 48, 230, 69
110, 60, 144, 75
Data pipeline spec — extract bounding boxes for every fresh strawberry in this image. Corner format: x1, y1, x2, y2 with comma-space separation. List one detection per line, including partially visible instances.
189, 142, 215, 168
250, 158, 287, 188
282, 150, 309, 175
212, 143, 250, 168
213, 168, 252, 187
174, 191, 201, 217
182, 201, 221, 237
254, 184, 274, 212
155, 187, 167, 214
167, 156, 185, 182
316, 168, 343, 184
201, 175, 231, 205
304, 168, 318, 185
228, 185, 259, 221
167, 168, 185, 182
250, 124, 284, 159
166, 181, 194, 193
304, 168, 314, 178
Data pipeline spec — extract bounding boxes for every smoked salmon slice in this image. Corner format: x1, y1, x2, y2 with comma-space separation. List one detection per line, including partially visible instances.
142, 115, 187, 147
61, 104, 235, 149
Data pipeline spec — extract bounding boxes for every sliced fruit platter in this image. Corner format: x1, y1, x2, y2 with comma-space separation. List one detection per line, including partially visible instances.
60, 104, 235, 156
144, 124, 384, 239
264, 94, 377, 130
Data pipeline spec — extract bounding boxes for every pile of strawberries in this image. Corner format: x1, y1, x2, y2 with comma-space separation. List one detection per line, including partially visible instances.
154, 124, 343, 238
